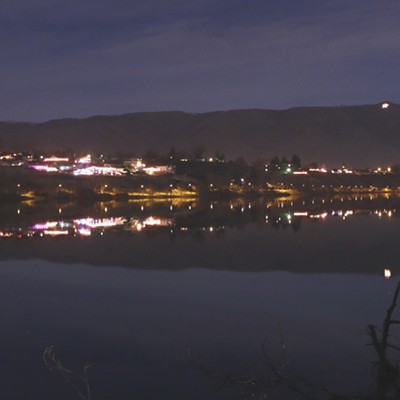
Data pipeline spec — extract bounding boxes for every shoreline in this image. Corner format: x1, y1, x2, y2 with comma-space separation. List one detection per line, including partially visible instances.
1, 165, 400, 204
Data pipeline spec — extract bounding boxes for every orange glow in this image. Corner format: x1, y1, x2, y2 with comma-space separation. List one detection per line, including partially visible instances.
43, 156, 69, 162
44, 230, 69, 236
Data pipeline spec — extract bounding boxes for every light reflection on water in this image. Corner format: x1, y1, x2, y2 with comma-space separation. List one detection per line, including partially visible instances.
0, 195, 398, 238
0, 196, 400, 398
0, 195, 399, 274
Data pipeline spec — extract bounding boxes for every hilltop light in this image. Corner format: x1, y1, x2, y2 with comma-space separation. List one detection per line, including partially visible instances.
384, 268, 392, 279
382, 102, 390, 109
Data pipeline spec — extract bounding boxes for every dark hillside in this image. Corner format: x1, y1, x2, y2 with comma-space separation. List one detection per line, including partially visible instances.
0, 103, 399, 166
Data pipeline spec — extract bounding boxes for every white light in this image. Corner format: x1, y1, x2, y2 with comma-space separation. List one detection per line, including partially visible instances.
73, 217, 125, 229
143, 217, 162, 226
32, 221, 58, 230
384, 268, 392, 279
78, 228, 91, 236
382, 103, 390, 109
76, 154, 91, 164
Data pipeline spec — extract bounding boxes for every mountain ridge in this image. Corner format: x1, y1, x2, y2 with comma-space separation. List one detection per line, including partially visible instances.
0, 103, 399, 166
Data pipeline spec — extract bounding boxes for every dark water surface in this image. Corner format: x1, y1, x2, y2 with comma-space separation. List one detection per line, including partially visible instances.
0, 196, 399, 399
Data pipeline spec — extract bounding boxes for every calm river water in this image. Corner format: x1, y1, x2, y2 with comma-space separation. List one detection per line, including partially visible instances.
0, 196, 399, 399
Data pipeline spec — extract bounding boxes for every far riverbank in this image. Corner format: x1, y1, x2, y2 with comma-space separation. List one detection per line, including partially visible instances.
1, 166, 400, 203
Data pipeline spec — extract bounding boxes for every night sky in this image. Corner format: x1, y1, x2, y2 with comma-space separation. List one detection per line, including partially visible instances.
1, 0, 399, 121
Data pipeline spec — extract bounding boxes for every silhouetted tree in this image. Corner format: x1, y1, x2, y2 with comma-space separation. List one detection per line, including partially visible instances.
269, 156, 281, 171
191, 145, 205, 160
214, 150, 225, 162
281, 156, 289, 165
251, 158, 268, 169
309, 161, 319, 169
167, 146, 177, 161
290, 154, 301, 169
176, 149, 188, 160
391, 164, 400, 175
143, 149, 162, 163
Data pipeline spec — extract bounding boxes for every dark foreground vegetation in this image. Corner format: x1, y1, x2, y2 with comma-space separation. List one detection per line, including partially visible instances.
42, 282, 400, 400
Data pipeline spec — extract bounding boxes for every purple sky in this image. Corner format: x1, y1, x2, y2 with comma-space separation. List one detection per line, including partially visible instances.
1, 0, 399, 121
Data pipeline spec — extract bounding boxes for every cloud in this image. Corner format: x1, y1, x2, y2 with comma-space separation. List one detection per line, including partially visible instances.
0, 0, 399, 120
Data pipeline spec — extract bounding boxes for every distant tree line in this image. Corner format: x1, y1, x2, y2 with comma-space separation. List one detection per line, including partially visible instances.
143, 146, 225, 164
267, 154, 302, 172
